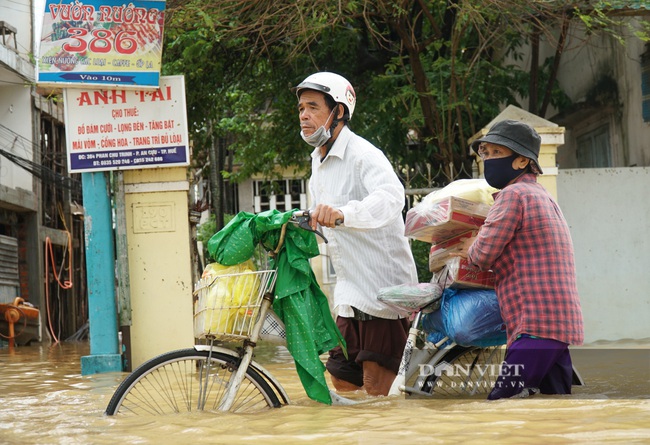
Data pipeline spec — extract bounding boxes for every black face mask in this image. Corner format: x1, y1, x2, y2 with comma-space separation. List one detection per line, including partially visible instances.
484, 154, 524, 189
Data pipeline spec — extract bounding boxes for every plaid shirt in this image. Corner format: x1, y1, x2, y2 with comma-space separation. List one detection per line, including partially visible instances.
467, 174, 584, 346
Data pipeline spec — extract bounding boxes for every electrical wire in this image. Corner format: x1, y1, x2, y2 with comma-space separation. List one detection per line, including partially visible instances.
0, 145, 80, 190
44, 204, 74, 344
0, 123, 81, 192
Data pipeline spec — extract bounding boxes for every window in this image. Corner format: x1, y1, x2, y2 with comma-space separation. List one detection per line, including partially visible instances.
253, 179, 307, 213
576, 124, 612, 168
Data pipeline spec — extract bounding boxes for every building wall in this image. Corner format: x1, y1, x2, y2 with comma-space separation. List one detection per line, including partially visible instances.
549, 19, 649, 342
1, 0, 35, 195
553, 18, 649, 168
0, 0, 41, 341
611, 20, 649, 167
0, 86, 35, 194
1, 1, 87, 343
557, 167, 650, 343
1, 1, 32, 51
505, 17, 650, 169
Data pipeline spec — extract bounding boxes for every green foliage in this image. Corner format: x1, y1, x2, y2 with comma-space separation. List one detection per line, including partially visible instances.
163, 0, 649, 292
411, 240, 434, 283
573, 2, 650, 45
196, 213, 235, 262
196, 213, 217, 246
161, 0, 647, 187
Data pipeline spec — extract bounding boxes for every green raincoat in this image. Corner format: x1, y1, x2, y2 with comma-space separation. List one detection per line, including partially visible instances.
207, 209, 346, 405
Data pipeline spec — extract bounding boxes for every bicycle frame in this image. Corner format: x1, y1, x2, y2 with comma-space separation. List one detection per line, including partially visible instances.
197, 292, 291, 411
388, 311, 455, 396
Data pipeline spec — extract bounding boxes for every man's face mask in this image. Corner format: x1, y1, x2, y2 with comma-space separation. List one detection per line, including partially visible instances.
483, 153, 524, 189
301, 108, 335, 148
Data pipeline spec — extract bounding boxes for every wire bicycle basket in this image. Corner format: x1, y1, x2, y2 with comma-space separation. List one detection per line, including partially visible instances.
193, 269, 277, 341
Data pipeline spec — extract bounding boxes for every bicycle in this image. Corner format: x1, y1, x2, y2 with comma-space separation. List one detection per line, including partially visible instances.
105, 210, 583, 415
389, 309, 507, 398
388, 295, 584, 399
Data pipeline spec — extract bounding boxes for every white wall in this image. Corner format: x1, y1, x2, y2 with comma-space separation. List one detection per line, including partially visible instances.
557, 167, 650, 343
0, 0, 36, 193
1, 0, 32, 52
0, 86, 35, 192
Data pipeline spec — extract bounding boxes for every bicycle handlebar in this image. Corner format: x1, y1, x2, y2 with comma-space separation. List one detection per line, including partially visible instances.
289, 210, 342, 244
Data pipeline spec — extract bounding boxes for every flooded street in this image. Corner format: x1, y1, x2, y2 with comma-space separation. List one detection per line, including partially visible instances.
0, 340, 648, 445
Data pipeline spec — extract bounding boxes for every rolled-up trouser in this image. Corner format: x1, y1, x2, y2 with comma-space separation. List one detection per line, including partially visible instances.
488, 334, 573, 400
326, 313, 410, 388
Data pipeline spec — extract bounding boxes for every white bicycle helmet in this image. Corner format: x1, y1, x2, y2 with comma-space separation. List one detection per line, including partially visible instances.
293, 72, 356, 119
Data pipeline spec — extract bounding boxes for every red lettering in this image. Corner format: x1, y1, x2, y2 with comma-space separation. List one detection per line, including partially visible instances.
48, 4, 60, 20
136, 86, 171, 102
112, 6, 124, 23
82, 5, 95, 21
50, 3, 95, 21
97, 5, 160, 24
48, 3, 94, 21
49, 4, 69, 21
147, 8, 163, 25
112, 90, 127, 104
76, 90, 127, 106
134, 8, 147, 24
150, 89, 165, 101
93, 91, 110, 105
98, 5, 111, 22
77, 92, 93, 106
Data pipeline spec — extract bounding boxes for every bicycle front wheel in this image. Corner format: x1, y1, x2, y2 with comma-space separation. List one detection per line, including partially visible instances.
105, 348, 281, 416
417, 345, 505, 397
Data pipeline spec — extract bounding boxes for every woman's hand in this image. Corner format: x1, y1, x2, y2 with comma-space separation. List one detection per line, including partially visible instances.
451, 236, 476, 259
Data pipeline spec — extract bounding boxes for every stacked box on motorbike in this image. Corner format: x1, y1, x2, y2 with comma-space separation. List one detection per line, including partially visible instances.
428, 230, 478, 272
434, 256, 496, 290
404, 196, 490, 243
406, 179, 497, 288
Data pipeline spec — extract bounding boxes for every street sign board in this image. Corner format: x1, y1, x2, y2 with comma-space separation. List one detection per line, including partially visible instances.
38, 0, 165, 88
63, 75, 190, 173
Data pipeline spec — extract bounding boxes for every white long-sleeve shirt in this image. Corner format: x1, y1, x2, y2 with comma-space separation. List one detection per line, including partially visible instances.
309, 126, 418, 319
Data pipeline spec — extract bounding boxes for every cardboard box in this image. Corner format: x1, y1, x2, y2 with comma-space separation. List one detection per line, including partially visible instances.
429, 230, 477, 272
405, 196, 490, 243
433, 256, 495, 290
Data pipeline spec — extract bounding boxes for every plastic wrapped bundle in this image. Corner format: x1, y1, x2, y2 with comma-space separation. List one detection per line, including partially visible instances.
422, 288, 506, 347
377, 282, 443, 314
404, 179, 497, 243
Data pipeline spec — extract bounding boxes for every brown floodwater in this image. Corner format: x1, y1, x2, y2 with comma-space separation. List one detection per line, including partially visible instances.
0, 339, 648, 445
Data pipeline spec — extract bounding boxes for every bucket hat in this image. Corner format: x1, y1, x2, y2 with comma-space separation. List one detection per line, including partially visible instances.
471, 119, 543, 174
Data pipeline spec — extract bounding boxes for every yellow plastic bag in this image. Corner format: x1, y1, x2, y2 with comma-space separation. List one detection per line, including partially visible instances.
199, 260, 261, 335
421, 179, 498, 207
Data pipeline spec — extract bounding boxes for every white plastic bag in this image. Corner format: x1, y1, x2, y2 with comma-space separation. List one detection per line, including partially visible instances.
377, 282, 443, 313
